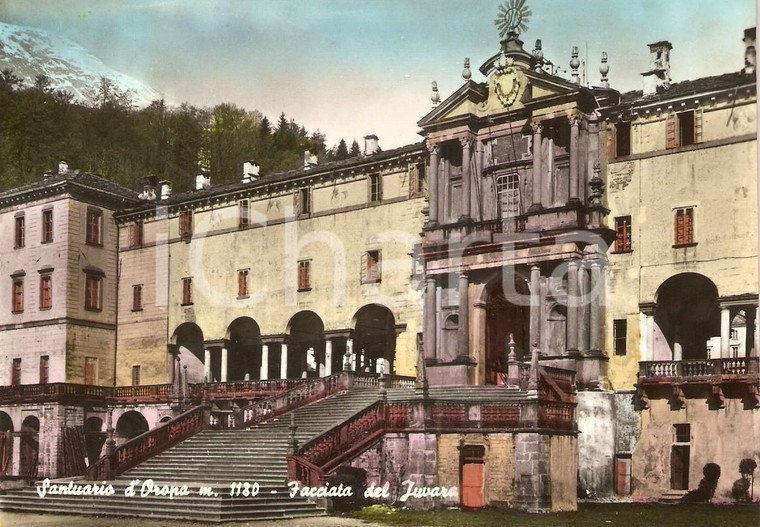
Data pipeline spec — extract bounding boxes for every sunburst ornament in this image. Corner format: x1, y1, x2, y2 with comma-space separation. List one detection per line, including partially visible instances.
494, 0, 531, 38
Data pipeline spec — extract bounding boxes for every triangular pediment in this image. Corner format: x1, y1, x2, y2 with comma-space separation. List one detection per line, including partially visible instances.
417, 80, 489, 128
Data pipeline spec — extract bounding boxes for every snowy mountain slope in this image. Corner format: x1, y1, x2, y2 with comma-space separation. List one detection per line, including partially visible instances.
0, 21, 167, 107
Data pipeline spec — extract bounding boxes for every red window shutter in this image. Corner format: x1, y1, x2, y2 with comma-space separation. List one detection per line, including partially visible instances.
666, 114, 678, 149
694, 109, 703, 144
684, 209, 693, 244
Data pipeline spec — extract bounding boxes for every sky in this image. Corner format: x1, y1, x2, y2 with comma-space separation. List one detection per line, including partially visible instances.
0, 0, 756, 150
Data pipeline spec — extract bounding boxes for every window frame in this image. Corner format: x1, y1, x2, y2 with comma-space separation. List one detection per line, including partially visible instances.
130, 221, 144, 249
613, 319, 627, 356
613, 215, 632, 253
496, 172, 520, 217
132, 365, 141, 386
364, 250, 382, 284
84, 273, 103, 311
237, 269, 249, 298
369, 173, 383, 203
11, 278, 24, 313
42, 209, 54, 244
11, 358, 21, 386
14, 214, 25, 248
182, 277, 193, 306
179, 210, 193, 241
132, 284, 143, 311
298, 187, 311, 216
297, 260, 311, 292
39, 355, 49, 385
85, 207, 104, 246
239, 199, 250, 228
673, 206, 696, 248
84, 356, 98, 385
39, 274, 52, 310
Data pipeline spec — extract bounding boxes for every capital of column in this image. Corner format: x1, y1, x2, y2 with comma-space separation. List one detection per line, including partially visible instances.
427, 141, 440, 155
459, 135, 475, 149
531, 121, 543, 135
569, 115, 581, 128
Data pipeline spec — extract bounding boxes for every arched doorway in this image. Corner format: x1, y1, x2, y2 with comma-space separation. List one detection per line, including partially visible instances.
0, 412, 13, 476
226, 317, 262, 381
353, 304, 397, 373
171, 323, 205, 382
84, 417, 105, 466
19, 416, 39, 478
115, 411, 149, 443
485, 279, 529, 385
286, 311, 324, 378
654, 273, 719, 360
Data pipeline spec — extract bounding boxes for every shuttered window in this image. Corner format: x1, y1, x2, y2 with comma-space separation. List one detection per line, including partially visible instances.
39, 275, 52, 309
182, 278, 193, 305
132, 284, 143, 311
85, 274, 102, 310
14, 215, 25, 248
42, 209, 53, 243
667, 110, 702, 149
674, 207, 694, 247
297, 260, 311, 291
179, 210, 193, 240
238, 269, 249, 297
614, 216, 632, 252
239, 200, 249, 227
39, 356, 49, 384
12, 279, 23, 313
86, 208, 103, 245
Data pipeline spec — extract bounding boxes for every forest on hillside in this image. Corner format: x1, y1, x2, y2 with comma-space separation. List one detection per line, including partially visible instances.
0, 70, 365, 192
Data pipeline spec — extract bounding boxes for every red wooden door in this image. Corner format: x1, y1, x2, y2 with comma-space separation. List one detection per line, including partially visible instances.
461, 462, 484, 508
615, 458, 629, 496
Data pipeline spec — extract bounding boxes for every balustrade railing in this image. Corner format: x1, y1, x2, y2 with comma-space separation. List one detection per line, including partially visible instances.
87, 404, 207, 480
191, 378, 308, 400
538, 401, 574, 431
234, 373, 345, 429
639, 357, 758, 381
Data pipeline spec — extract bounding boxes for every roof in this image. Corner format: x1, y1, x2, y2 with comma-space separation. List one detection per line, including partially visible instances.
121, 141, 427, 212
0, 171, 140, 209
619, 71, 755, 105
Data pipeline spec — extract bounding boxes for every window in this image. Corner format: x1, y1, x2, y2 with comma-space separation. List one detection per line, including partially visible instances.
673, 207, 695, 247
298, 188, 311, 216
129, 221, 143, 248
182, 277, 193, 305
369, 173, 382, 203
731, 345, 740, 358
365, 250, 381, 283
85, 273, 102, 311
85, 357, 98, 385
614, 122, 631, 157
613, 319, 627, 356
674, 424, 690, 443
496, 173, 520, 216
12, 279, 23, 313
39, 356, 49, 384
410, 162, 427, 197
730, 329, 739, 340
666, 110, 701, 149
132, 365, 140, 386
179, 210, 193, 240
297, 260, 311, 291
86, 208, 103, 245
11, 359, 21, 386
238, 269, 249, 298
42, 209, 53, 243
132, 284, 143, 311
614, 216, 632, 252
14, 215, 24, 248
39, 275, 52, 309
239, 199, 250, 227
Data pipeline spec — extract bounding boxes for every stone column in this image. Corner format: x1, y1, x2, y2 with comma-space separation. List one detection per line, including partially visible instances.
260, 344, 269, 380
324, 339, 333, 376
280, 342, 288, 379
578, 264, 590, 354
566, 260, 579, 355
720, 307, 731, 358
220, 347, 228, 382
204, 348, 212, 382
428, 143, 440, 225
530, 123, 543, 211
754, 306, 759, 357
424, 277, 437, 362
589, 262, 601, 354
646, 315, 655, 361
529, 265, 541, 351
458, 271, 469, 359
460, 136, 472, 221
569, 117, 580, 203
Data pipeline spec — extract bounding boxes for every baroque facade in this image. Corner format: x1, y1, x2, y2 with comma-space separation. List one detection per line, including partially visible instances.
0, 14, 756, 516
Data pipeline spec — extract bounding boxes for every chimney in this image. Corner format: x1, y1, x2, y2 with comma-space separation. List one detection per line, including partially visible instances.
139, 175, 158, 200
58, 160, 69, 175
195, 174, 211, 190
43, 170, 54, 179
743, 27, 756, 75
641, 41, 672, 96
242, 160, 260, 183
302, 150, 318, 170
159, 180, 172, 200
364, 135, 379, 156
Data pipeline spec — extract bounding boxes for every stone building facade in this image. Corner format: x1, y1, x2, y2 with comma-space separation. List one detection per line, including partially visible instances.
0, 12, 757, 511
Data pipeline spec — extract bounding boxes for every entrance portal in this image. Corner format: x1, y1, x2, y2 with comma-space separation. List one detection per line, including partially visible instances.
485, 280, 529, 385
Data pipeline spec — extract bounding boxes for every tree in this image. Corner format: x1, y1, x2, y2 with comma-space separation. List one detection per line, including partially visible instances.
349, 139, 361, 157
0, 68, 23, 92
335, 139, 349, 161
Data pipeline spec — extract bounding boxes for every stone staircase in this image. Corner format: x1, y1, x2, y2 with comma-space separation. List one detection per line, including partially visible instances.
0, 387, 412, 522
